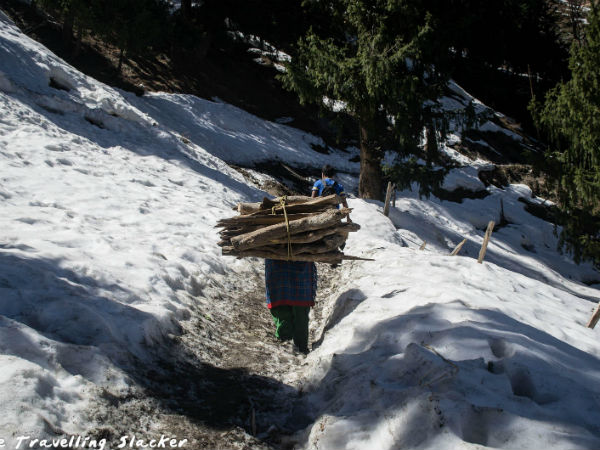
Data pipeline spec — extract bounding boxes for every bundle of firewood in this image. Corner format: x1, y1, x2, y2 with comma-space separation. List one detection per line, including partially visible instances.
217, 194, 367, 264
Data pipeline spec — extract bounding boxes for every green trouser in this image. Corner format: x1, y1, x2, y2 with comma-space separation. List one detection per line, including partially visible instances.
270, 305, 310, 352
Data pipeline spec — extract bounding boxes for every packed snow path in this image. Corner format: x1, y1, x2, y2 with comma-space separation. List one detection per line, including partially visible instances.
82, 262, 336, 450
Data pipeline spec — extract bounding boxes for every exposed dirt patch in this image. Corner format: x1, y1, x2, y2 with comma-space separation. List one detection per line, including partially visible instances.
85, 261, 336, 449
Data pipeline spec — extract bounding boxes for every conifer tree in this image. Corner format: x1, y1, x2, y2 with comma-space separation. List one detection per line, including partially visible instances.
532, 1, 600, 263
181, 0, 192, 21
279, 0, 452, 200
37, 0, 93, 46
91, 0, 168, 73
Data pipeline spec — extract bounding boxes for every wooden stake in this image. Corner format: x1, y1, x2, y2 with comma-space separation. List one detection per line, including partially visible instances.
419, 241, 427, 251
477, 221, 495, 264
450, 239, 467, 256
587, 302, 600, 329
383, 182, 393, 217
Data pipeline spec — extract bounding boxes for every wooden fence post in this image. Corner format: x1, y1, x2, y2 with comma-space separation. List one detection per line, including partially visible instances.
419, 241, 427, 251
477, 221, 495, 264
383, 182, 394, 217
587, 302, 600, 329
450, 239, 467, 256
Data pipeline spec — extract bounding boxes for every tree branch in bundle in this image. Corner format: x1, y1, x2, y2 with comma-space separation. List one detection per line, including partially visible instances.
221, 247, 373, 264
216, 212, 317, 228
265, 222, 360, 245
245, 194, 342, 216
231, 208, 351, 251
235, 195, 314, 214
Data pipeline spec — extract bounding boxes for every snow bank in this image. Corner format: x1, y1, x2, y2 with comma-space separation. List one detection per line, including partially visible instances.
441, 166, 486, 192
129, 93, 359, 174
296, 200, 600, 450
0, 11, 264, 444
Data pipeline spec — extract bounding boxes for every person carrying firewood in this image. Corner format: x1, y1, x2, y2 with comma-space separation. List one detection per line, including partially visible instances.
265, 258, 316, 354
265, 164, 350, 355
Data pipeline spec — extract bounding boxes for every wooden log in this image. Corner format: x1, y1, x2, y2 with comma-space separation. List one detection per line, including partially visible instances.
587, 302, 600, 329
221, 247, 373, 263
248, 194, 342, 216
383, 182, 393, 217
259, 233, 348, 256
477, 221, 495, 264
219, 225, 263, 237
222, 246, 344, 263
235, 196, 313, 214
265, 222, 360, 245
216, 212, 317, 228
296, 233, 348, 254
260, 195, 313, 209
231, 208, 351, 251
450, 238, 467, 256
237, 202, 262, 215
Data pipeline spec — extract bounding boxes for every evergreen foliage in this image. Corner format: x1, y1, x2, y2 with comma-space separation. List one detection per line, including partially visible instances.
279, 0, 454, 200
37, 0, 168, 72
451, 0, 564, 78
36, 0, 94, 44
531, 1, 600, 264
450, 0, 568, 135
90, 0, 168, 72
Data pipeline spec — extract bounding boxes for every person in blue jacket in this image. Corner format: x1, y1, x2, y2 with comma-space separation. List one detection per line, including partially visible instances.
311, 164, 350, 212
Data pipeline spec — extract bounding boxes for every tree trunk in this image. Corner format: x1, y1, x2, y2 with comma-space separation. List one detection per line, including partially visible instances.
358, 120, 383, 200
181, 0, 192, 20
62, 9, 75, 47
197, 31, 212, 61
117, 47, 125, 73
425, 120, 438, 166
71, 24, 83, 58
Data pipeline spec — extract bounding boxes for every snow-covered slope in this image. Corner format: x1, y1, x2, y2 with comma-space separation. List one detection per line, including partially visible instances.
1, 7, 600, 450
0, 9, 345, 445
295, 201, 600, 449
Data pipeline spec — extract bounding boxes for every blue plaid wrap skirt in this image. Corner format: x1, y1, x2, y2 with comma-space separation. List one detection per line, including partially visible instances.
265, 259, 317, 308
